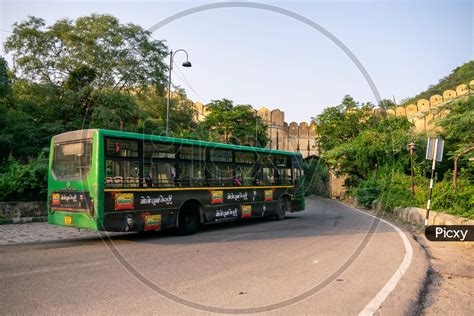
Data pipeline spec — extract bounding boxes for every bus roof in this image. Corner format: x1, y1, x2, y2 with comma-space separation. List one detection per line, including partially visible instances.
91, 129, 302, 157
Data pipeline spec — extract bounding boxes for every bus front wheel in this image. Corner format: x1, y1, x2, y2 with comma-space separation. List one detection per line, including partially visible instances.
177, 206, 200, 235
275, 197, 290, 221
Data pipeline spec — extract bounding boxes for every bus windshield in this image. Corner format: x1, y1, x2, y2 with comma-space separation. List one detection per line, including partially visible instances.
53, 140, 92, 179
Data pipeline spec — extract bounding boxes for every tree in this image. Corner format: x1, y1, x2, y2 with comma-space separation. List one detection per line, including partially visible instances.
312, 95, 377, 152
136, 87, 202, 138
90, 89, 140, 131
202, 99, 268, 147
314, 95, 414, 187
4, 15, 168, 94
438, 96, 474, 190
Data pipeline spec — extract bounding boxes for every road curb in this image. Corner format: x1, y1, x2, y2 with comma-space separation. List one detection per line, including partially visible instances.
1, 216, 47, 225
407, 234, 437, 315
13, 216, 48, 224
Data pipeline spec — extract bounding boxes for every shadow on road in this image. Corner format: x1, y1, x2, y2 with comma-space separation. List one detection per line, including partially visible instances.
1, 197, 394, 250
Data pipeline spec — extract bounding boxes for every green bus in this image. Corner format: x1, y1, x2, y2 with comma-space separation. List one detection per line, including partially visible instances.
48, 129, 305, 235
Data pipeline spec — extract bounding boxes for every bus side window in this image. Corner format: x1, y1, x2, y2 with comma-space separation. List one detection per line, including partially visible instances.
207, 164, 232, 187
177, 164, 204, 187
144, 163, 176, 187
105, 160, 139, 188
240, 166, 253, 186
262, 166, 275, 185
252, 165, 263, 185
277, 168, 291, 185
293, 168, 301, 185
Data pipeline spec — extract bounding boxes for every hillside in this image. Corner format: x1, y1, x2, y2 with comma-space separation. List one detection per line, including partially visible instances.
401, 60, 474, 105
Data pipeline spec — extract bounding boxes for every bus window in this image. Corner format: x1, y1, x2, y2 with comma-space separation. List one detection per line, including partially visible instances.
105, 160, 139, 188
210, 149, 232, 163
276, 168, 292, 184
177, 164, 204, 187
179, 145, 205, 161
53, 140, 92, 179
275, 155, 289, 167
235, 151, 255, 164
106, 138, 138, 157
144, 142, 176, 159
144, 163, 176, 187
208, 164, 233, 186
235, 166, 253, 186
262, 166, 275, 185
293, 167, 302, 185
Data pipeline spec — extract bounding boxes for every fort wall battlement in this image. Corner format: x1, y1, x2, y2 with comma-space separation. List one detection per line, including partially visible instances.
192, 80, 474, 158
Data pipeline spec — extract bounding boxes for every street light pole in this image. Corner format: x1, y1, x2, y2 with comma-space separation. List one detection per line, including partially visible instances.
165, 49, 192, 136
166, 51, 173, 137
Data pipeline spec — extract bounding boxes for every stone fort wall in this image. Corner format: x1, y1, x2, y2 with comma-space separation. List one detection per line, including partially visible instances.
193, 79, 474, 158
193, 102, 318, 158
192, 80, 473, 198
385, 80, 474, 133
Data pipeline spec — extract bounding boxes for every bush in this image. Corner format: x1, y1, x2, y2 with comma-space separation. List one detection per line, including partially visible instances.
379, 172, 420, 211
303, 157, 329, 197
354, 174, 382, 207
0, 154, 48, 201
353, 164, 473, 219
430, 171, 474, 219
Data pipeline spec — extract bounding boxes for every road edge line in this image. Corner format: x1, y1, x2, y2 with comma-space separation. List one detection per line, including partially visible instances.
334, 201, 414, 316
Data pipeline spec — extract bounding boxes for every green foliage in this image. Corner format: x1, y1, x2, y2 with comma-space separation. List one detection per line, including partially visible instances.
354, 166, 473, 219
90, 89, 140, 131
303, 157, 329, 197
438, 96, 474, 161
136, 88, 202, 139
0, 154, 49, 201
4, 15, 168, 93
429, 170, 474, 218
0, 56, 10, 97
401, 61, 474, 105
312, 95, 377, 152
0, 14, 272, 202
202, 99, 269, 147
319, 96, 415, 185
315, 92, 473, 218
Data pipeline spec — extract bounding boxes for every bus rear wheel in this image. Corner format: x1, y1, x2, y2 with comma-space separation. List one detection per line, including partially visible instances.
177, 206, 200, 235
275, 197, 290, 221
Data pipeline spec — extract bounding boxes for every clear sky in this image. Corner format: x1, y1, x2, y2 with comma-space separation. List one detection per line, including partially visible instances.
1, 0, 472, 122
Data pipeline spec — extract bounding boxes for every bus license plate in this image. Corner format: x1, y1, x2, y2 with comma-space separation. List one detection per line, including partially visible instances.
64, 216, 72, 225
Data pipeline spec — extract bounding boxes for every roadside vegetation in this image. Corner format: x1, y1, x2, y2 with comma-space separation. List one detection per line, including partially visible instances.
0, 14, 472, 220
312, 94, 474, 219
0, 15, 268, 201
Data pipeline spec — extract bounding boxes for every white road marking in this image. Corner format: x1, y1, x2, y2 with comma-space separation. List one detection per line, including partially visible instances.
335, 202, 413, 316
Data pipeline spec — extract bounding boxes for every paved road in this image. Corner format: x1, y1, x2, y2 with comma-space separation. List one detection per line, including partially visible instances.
0, 197, 427, 315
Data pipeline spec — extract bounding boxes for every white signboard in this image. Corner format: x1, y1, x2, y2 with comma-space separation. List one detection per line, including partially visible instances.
425, 137, 444, 162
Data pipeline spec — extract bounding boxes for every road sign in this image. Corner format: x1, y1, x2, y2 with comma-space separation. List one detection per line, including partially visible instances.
424, 137, 445, 228
426, 137, 444, 162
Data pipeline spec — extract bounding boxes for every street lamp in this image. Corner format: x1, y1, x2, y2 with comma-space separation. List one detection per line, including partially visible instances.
408, 142, 416, 196
166, 49, 192, 136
